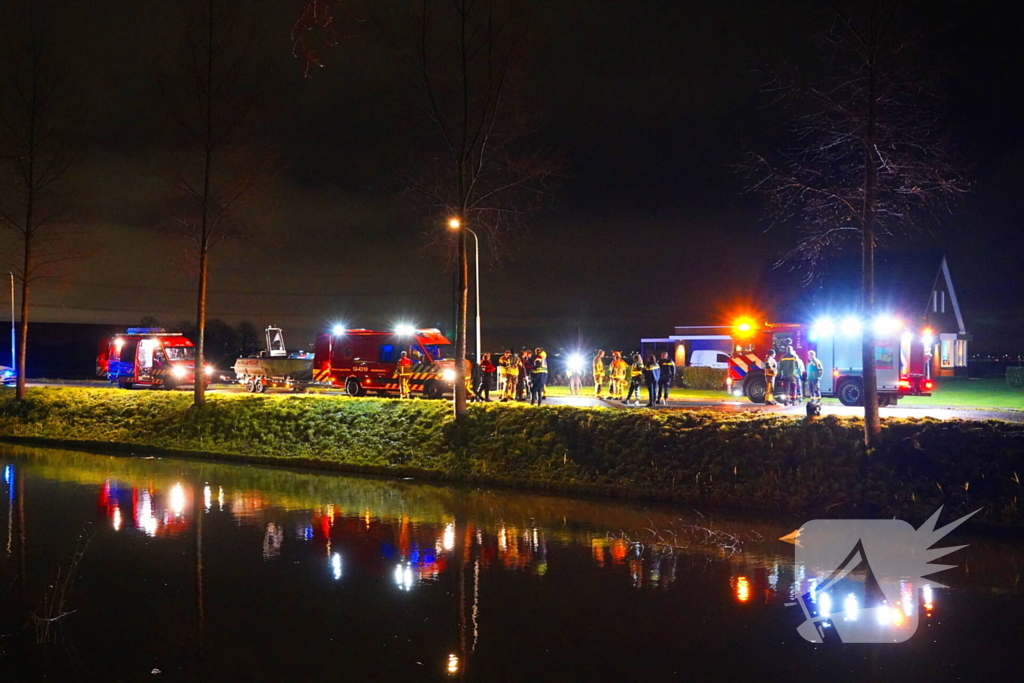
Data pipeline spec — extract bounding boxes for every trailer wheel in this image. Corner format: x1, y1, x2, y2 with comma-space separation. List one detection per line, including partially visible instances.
253, 378, 265, 394
837, 379, 864, 406
245, 379, 256, 393
423, 380, 444, 400
345, 378, 365, 397
744, 376, 767, 404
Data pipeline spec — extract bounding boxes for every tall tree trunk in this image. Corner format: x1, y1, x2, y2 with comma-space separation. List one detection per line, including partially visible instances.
16, 274, 29, 400
194, 246, 208, 407
861, 61, 881, 447
15, 62, 37, 402
193, 0, 214, 409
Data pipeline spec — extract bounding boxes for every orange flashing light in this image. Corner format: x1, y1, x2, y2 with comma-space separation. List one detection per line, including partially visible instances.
733, 317, 756, 338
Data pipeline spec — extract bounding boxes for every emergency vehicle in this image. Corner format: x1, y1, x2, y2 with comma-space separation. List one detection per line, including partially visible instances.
727, 315, 934, 406
312, 327, 462, 399
99, 328, 212, 390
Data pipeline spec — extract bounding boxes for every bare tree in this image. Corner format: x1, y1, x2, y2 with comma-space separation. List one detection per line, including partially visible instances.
164, 0, 268, 406
740, 1, 966, 446
0, 31, 84, 400
372, 0, 556, 419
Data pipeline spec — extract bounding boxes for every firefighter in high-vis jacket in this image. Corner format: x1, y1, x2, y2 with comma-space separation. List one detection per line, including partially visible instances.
763, 349, 778, 405
501, 352, 520, 402
592, 350, 607, 398
609, 351, 628, 400
396, 350, 414, 399
624, 353, 644, 405
496, 349, 512, 396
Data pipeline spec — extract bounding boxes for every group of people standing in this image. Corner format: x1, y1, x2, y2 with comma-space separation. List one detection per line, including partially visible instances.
762, 344, 824, 405
426, 346, 680, 409
471, 348, 549, 405
593, 350, 676, 407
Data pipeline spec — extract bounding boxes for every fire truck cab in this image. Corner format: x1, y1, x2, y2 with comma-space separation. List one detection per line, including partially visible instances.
728, 316, 934, 407
313, 327, 462, 399
99, 328, 211, 390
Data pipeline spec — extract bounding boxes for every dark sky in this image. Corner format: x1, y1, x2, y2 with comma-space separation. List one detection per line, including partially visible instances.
2, 0, 1021, 354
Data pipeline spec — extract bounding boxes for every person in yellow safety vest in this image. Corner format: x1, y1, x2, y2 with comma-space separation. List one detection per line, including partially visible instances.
496, 349, 511, 396
592, 350, 607, 398
624, 353, 644, 406
609, 351, 628, 400
501, 350, 520, 402
530, 347, 548, 405
395, 350, 414, 399
763, 349, 778, 405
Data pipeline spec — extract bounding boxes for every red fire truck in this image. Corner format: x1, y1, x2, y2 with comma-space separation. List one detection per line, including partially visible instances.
98, 328, 212, 390
312, 326, 463, 399
727, 315, 934, 406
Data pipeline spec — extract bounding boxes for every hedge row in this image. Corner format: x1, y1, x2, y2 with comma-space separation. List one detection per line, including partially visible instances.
2, 387, 1023, 527
677, 366, 728, 390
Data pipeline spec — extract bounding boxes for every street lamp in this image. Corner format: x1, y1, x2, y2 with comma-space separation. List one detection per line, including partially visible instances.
448, 218, 481, 361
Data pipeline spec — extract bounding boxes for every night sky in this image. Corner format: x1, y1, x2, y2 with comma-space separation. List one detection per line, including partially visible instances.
2, 0, 1021, 354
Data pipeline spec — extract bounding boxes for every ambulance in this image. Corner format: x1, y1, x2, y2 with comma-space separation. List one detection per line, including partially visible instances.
727, 315, 934, 406
99, 328, 212, 390
312, 326, 463, 399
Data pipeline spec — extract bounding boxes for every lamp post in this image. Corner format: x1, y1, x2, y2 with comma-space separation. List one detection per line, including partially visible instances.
448, 218, 481, 360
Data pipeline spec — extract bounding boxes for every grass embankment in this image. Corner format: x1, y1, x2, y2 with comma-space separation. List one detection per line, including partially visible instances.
1, 386, 1023, 527
549, 377, 1024, 409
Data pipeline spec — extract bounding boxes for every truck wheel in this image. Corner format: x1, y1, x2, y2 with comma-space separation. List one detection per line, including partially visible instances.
254, 378, 265, 394
838, 379, 864, 407
345, 378, 365, 397
744, 376, 767, 404
118, 377, 134, 390
423, 380, 444, 400
245, 379, 255, 393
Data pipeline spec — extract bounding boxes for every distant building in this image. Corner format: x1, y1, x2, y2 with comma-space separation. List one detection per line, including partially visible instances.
641, 326, 733, 368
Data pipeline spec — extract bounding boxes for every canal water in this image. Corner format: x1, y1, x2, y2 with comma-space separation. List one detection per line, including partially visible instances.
1, 443, 1021, 682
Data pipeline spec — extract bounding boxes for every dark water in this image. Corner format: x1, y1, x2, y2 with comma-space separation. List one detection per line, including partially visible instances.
1, 444, 1022, 682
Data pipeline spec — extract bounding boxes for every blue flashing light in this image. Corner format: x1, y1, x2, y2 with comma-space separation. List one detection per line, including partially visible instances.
126, 327, 167, 335
3, 465, 10, 485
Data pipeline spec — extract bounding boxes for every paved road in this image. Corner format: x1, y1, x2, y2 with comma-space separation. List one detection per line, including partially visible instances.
25, 380, 1024, 422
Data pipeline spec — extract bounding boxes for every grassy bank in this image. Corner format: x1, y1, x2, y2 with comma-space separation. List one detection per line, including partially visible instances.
1, 387, 1022, 527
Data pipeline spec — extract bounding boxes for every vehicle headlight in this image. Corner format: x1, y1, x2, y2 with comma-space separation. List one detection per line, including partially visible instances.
442, 369, 456, 382
172, 366, 188, 379
204, 366, 214, 375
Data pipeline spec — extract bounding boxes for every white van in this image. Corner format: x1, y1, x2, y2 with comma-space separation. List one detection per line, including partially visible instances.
689, 350, 730, 369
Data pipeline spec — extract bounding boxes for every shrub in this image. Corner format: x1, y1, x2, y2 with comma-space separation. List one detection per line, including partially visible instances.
677, 366, 728, 390
1007, 367, 1024, 389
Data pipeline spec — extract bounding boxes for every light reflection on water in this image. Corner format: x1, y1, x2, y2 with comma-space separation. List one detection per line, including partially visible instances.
1, 444, 1023, 681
